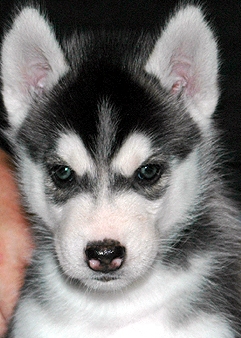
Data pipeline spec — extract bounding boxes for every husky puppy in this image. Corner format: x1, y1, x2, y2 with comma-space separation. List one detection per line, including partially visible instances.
1, 3, 241, 337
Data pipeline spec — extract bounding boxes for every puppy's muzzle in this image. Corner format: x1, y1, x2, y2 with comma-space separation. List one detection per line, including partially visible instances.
85, 239, 126, 273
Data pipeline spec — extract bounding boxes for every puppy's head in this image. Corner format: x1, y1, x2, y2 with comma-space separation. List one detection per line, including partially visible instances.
1, 5, 218, 291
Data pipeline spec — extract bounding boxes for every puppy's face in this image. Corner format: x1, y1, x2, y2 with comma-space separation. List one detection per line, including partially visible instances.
18, 122, 200, 291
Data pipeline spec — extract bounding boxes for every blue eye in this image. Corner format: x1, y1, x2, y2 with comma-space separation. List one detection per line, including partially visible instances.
136, 164, 163, 184
51, 165, 75, 187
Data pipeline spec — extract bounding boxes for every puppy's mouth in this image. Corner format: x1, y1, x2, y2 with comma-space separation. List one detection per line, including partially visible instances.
94, 275, 120, 282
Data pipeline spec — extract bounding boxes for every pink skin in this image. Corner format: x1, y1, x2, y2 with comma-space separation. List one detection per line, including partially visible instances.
170, 58, 197, 97
0, 150, 33, 336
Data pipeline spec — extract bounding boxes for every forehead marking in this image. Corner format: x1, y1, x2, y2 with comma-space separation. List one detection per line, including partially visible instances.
112, 133, 152, 177
57, 132, 95, 176
96, 99, 117, 160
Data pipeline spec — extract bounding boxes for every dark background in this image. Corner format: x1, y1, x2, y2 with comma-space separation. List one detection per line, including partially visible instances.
0, 0, 241, 200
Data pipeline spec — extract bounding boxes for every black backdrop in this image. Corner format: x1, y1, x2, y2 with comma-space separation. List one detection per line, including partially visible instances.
0, 0, 241, 200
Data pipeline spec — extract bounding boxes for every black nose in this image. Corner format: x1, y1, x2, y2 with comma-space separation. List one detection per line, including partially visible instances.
85, 239, 126, 273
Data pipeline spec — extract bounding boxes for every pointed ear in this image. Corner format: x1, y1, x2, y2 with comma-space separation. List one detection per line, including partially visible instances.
1, 7, 69, 130
145, 6, 219, 127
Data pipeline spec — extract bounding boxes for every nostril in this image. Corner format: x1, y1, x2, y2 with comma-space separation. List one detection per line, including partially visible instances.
85, 240, 126, 273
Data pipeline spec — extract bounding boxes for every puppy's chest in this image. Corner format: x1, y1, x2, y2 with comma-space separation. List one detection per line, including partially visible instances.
51, 287, 170, 337
29, 306, 169, 337
75, 318, 169, 338
30, 309, 232, 338
38, 291, 232, 337
17, 262, 233, 338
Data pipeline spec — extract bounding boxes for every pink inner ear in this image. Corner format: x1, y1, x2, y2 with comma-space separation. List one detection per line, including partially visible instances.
171, 79, 186, 94
170, 58, 196, 97
23, 59, 51, 95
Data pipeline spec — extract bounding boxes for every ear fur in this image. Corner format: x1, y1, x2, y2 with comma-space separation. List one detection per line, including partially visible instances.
1, 7, 69, 130
145, 6, 219, 128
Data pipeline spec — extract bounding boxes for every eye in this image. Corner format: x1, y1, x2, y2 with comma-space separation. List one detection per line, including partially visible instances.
51, 165, 75, 187
135, 164, 163, 185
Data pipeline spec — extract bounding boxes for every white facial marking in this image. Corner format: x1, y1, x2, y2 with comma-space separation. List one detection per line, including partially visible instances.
156, 151, 199, 234
112, 133, 152, 177
19, 152, 56, 227
57, 132, 95, 176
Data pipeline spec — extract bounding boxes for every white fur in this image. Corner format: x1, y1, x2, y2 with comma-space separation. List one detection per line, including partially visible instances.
19, 150, 55, 227
112, 133, 152, 176
57, 132, 95, 176
157, 151, 200, 235
13, 254, 233, 337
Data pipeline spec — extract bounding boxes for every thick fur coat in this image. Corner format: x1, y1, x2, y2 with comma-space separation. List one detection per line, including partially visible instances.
1, 4, 241, 337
